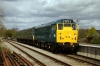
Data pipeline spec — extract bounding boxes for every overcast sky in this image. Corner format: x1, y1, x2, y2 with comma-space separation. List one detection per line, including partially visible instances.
0, 0, 100, 30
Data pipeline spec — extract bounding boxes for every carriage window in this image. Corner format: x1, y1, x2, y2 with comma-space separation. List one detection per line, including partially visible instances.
58, 24, 63, 30
46, 27, 50, 31
64, 24, 71, 27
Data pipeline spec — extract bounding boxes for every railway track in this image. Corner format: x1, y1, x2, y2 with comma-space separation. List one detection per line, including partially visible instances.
0, 51, 4, 66
5, 40, 100, 66
0, 48, 34, 66
6, 40, 71, 66
60, 54, 100, 66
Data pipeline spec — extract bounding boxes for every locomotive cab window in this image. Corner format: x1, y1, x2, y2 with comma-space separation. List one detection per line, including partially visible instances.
72, 24, 76, 30
58, 24, 63, 30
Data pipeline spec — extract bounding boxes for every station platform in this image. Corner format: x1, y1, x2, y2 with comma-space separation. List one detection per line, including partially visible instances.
78, 43, 100, 60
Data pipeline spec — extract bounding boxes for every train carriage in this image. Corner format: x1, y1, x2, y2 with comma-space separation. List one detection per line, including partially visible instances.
16, 27, 34, 44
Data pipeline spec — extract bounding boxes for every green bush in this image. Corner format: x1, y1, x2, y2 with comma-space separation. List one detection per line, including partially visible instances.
90, 37, 100, 44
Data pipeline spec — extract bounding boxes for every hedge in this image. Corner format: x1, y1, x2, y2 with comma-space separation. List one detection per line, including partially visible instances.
90, 37, 100, 44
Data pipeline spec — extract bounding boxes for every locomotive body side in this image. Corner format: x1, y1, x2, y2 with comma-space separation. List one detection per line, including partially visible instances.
34, 22, 53, 47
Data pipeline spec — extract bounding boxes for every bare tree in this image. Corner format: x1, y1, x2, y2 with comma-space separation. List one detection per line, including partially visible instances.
78, 28, 88, 42
0, 7, 5, 37
0, 8, 4, 21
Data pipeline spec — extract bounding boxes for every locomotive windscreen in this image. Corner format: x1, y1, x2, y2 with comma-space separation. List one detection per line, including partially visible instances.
72, 24, 76, 30
58, 24, 63, 30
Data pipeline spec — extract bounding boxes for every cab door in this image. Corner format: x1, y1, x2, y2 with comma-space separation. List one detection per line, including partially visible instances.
50, 24, 56, 42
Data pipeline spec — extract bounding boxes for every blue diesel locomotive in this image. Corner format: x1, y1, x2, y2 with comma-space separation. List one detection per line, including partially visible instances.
16, 19, 79, 53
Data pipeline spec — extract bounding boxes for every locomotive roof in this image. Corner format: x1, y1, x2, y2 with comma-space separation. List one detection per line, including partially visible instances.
35, 19, 75, 29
